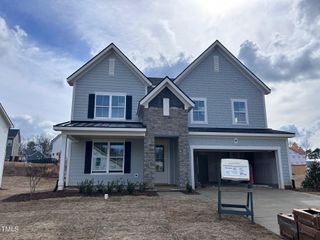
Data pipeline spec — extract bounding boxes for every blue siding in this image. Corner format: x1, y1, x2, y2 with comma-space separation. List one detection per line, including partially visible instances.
178, 49, 267, 128
68, 138, 144, 186
72, 51, 146, 121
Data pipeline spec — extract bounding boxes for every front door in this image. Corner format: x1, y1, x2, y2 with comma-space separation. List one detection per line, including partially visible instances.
154, 139, 170, 184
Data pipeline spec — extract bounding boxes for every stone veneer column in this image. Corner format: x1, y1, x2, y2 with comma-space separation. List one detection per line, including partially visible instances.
143, 132, 155, 188
178, 134, 190, 189
141, 107, 191, 190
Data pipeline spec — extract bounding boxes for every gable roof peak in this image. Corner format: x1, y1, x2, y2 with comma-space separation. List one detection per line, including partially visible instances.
66, 43, 152, 86
139, 77, 194, 111
174, 40, 271, 95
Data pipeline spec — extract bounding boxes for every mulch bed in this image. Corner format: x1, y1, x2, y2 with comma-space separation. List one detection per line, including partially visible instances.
2, 189, 158, 202
2, 189, 81, 202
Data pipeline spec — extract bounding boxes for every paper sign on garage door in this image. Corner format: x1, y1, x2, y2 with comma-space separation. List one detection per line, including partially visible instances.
221, 158, 250, 181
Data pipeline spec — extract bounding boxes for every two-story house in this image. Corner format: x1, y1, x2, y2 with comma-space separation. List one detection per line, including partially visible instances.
5, 129, 21, 161
53, 40, 294, 190
0, 103, 13, 188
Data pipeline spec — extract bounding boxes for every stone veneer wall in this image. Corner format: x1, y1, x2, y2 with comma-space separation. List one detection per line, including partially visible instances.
141, 107, 190, 189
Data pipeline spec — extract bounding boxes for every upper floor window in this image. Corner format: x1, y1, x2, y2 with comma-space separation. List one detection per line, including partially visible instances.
232, 99, 248, 124
95, 94, 126, 119
191, 98, 207, 123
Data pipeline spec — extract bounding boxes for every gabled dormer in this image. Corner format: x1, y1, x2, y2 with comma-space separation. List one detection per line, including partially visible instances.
68, 43, 152, 122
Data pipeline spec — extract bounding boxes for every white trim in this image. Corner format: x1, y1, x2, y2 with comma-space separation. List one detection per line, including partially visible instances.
286, 139, 293, 180
231, 99, 249, 125
140, 77, 194, 110
67, 43, 152, 86
0, 103, 13, 127
94, 92, 126, 120
189, 144, 284, 189
174, 41, 271, 95
70, 82, 76, 120
66, 138, 71, 186
262, 95, 268, 128
91, 140, 125, 175
163, 98, 170, 116
58, 134, 67, 190
189, 131, 294, 138
190, 97, 208, 124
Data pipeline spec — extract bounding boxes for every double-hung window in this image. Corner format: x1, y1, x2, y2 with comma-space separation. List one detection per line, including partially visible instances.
92, 142, 124, 174
95, 94, 126, 119
191, 98, 207, 123
232, 99, 248, 124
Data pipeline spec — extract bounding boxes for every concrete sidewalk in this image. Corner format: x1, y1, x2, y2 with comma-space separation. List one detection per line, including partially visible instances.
198, 187, 320, 234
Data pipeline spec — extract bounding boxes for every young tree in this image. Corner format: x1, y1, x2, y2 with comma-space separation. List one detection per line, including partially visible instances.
26, 163, 48, 199
36, 135, 51, 157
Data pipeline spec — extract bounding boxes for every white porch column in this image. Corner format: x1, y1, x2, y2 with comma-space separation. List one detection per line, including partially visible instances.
58, 134, 67, 190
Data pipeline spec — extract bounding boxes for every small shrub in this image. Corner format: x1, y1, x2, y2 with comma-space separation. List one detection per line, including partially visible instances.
78, 179, 95, 195
302, 161, 320, 190
127, 180, 135, 194
106, 181, 115, 194
96, 181, 106, 194
138, 182, 147, 192
185, 181, 193, 193
115, 179, 124, 193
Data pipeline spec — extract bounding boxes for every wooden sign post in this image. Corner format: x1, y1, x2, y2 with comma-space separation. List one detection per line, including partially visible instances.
218, 158, 254, 223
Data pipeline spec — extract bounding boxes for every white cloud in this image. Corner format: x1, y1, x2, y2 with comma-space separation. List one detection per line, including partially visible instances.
0, 16, 80, 139
266, 80, 320, 146
1, 0, 319, 148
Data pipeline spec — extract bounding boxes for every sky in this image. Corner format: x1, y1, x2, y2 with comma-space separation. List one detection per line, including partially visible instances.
0, 0, 319, 147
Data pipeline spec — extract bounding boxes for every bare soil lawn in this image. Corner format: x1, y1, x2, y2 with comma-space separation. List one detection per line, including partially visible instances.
0, 176, 280, 240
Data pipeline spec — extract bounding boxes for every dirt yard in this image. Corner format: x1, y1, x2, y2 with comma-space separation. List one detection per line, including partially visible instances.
0, 176, 280, 240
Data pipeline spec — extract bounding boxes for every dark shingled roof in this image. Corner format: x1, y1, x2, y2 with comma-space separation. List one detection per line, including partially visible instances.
148, 77, 174, 86
189, 127, 294, 135
54, 121, 145, 128
8, 129, 20, 138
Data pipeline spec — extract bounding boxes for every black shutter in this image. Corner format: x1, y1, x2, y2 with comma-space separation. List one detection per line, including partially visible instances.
125, 95, 132, 120
87, 94, 95, 119
124, 142, 131, 174
84, 141, 92, 174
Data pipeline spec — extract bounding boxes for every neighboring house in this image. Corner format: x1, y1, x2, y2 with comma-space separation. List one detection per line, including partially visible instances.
288, 143, 306, 176
0, 103, 13, 188
26, 150, 45, 162
50, 134, 62, 160
27, 150, 57, 164
53, 40, 294, 191
5, 129, 21, 161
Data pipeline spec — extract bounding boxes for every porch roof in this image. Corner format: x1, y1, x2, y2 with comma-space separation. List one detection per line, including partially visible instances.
53, 121, 146, 136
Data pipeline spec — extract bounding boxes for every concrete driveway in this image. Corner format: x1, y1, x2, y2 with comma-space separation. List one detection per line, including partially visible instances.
198, 186, 320, 234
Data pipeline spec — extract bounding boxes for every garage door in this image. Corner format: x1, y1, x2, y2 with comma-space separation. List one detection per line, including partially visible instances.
193, 150, 280, 188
